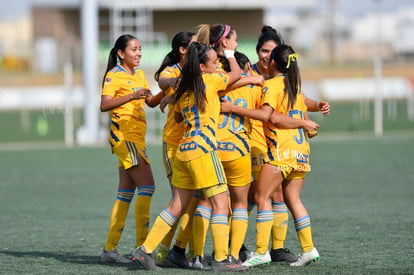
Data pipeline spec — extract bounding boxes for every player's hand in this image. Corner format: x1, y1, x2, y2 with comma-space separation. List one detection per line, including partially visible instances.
132, 89, 148, 99
220, 98, 234, 113
159, 95, 176, 113
307, 130, 318, 138
250, 75, 265, 86
318, 101, 330, 115
302, 120, 320, 133
143, 89, 152, 97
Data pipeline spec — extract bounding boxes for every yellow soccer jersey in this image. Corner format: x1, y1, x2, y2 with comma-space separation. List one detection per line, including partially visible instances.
262, 75, 310, 172
159, 63, 185, 146
250, 65, 267, 153
252, 62, 265, 76
217, 78, 262, 161
174, 72, 229, 162
216, 58, 226, 74
102, 65, 149, 146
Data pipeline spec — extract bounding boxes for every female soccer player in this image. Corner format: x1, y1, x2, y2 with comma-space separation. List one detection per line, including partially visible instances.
249, 26, 330, 263
152, 31, 200, 268
133, 42, 248, 272
99, 34, 164, 263
221, 44, 321, 267
216, 51, 263, 265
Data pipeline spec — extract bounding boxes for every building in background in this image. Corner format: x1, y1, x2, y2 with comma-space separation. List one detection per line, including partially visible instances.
0, 0, 413, 73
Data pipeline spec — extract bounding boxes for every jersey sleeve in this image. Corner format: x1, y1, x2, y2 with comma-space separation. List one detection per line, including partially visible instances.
102, 71, 120, 97
261, 85, 276, 110
214, 72, 229, 93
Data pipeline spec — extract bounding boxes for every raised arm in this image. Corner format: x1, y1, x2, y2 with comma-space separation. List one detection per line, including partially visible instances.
224, 51, 241, 86
226, 75, 264, 90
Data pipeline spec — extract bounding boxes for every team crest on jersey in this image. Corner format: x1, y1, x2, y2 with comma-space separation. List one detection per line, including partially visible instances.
142, 149, 148, 159
263, 86, 269, 94
104, 77, 112, 85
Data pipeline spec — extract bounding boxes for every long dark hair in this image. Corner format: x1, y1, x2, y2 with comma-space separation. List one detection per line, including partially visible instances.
175, 42, 210, 112
102, 34, 136, 87
220, 51, 250, 73
270, 45, 301, 109
154, 31, 195, 81
256, 25, 284, 52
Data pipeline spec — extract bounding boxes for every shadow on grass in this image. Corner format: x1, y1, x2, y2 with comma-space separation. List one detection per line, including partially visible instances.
0, 250, 144, 270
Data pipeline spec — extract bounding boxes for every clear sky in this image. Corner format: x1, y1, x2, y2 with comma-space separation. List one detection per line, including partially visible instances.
0, 0, 413, 21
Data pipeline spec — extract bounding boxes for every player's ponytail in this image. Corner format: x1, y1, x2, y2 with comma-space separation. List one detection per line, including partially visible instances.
102, 34, 136, 87
270, 45, 301, 109
196, 24, 211, 45
176, 42, 208, 112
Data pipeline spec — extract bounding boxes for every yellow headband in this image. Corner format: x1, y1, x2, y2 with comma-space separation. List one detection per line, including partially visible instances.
286, 53, 298, 69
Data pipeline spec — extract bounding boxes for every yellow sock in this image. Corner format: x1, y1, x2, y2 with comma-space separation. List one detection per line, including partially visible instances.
230, 209, 248, 259
175, 195, 198, 249
294, 215, 314, 253
256, 210, 273, 255
143, 209, 177, 253
271, 201, 288, 250
160, 220, 178, 249
211, 214, 229, 262
104, 189, 134, 251
135, 185, 155, 247
192, 205, 211, 257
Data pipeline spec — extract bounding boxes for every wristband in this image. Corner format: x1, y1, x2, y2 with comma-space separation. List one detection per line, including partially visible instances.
224, 49, 235, 59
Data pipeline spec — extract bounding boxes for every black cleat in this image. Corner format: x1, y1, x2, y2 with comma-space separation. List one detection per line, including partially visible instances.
167, 248, 190, 268
270, 248, 298, 263
238, 244, 251, 262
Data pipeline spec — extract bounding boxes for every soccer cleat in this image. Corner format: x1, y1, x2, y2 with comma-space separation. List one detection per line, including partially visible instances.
241, 251, 271, 267
238, 244, 251, 262
155, 245, 169, 266
191, 255, 207, 270
211, 258, 249, 272
270, 248, 298, 263
100, 249, 132, 263
290, 247, 320, 266
227, 255, 242, 265
167, 248, 190, 268
187, 250, 195, 267
132, 246, 162, 270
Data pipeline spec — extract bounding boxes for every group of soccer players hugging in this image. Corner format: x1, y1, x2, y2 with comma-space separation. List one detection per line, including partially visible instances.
99, 22, 330, 272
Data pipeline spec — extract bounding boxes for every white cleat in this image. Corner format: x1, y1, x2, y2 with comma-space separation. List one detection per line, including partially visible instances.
241, 250, 271, 267
290, 247, 320, 266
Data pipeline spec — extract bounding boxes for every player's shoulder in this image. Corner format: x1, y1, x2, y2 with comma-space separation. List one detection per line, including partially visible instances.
109, 65, 124, 74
